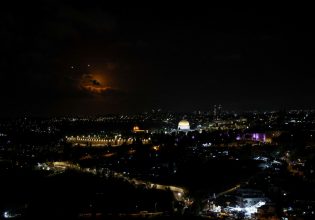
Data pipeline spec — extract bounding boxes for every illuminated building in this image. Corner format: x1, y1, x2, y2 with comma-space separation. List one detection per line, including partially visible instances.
133, 125, 145, 133
178, 120, 190, 131
65, 135, 150, 146
235, 188, 267, 207
236, 133, 272, 143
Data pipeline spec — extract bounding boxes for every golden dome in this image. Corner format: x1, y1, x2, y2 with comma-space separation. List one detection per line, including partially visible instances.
133, 126, 140, 131
178, 120, 190, 130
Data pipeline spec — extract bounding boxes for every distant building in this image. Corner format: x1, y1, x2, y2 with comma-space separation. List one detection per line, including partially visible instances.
133, 125, 146, 133
235, 188, 268, 208
178, 120, 190, 131
236, 133, 272, 144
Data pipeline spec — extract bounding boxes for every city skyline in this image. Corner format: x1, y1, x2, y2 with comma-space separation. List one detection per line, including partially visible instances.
0, 106, 314, 219
1, 4, 315, 218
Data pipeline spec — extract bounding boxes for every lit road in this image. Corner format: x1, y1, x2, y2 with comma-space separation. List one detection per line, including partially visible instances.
216, 184, 240, 198
202, 183, 241, 203
39, 161, 189, 203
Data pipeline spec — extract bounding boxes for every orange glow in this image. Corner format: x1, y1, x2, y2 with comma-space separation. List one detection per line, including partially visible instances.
79, 73, 113, 95
128, 149, 136, 154
82, 85, 112, 94
152, 145, 160, 151
133, 125, 145, 132
80, 155, 92, 160
103, 153, 116, 158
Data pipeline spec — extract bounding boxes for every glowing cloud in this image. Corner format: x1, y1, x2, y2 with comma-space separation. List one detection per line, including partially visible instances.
79, 73, 114, 95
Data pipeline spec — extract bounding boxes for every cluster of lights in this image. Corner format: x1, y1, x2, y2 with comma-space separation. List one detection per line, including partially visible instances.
227, 201, 266, 216
3, 211, 21, 219
66, 135, 151, 146
202, 143, 212, 147
152, 145, 160, 151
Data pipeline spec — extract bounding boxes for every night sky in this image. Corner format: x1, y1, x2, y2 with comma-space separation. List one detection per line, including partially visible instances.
1, 3, 314, 116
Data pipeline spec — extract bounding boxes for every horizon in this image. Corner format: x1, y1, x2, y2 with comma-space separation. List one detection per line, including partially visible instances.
1, 105, 314, 118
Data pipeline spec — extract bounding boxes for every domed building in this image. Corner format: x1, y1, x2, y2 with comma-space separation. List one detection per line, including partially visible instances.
132, 125, 145, 133
178, 120, 190, 131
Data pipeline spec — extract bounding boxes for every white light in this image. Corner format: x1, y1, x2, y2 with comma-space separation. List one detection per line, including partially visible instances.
4, 211, 9, 218
228, 201, 266, 216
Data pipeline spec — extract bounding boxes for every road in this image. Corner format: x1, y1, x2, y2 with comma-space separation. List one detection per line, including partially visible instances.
41, 161, 189, 202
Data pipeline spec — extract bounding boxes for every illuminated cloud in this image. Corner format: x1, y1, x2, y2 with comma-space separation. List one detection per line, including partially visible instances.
79, 74, 108, 94
64, 72, 122, 98
81, 84, 114, 95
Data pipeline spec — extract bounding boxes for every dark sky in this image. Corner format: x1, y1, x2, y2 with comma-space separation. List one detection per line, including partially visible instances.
1, 3, 314, 116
